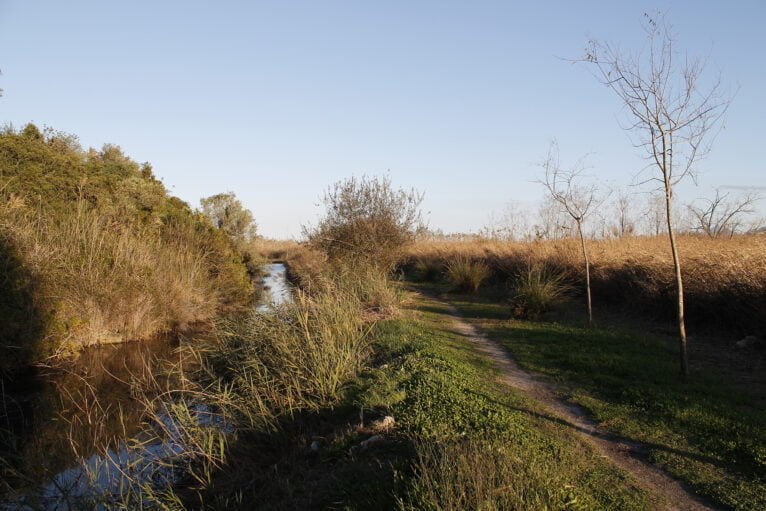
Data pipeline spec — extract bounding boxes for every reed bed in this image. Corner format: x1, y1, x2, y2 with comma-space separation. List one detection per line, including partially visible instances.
208, 287, 373, 419
248, 238, 300, 262
403, 235, 766, 334
1, 272, 381, 508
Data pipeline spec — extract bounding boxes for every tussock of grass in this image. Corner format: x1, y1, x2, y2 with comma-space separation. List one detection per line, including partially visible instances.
512, 263, 571, 319
444, 257, 490, 293
209, 288, 372, 419
413, 257, 444, 282
403, 436, 587, 511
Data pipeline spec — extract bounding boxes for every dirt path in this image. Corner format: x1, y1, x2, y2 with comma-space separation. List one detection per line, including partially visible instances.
435, 299, 719, 511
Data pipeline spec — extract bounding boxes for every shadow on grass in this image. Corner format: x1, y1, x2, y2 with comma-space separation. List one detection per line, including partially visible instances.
183, 402, 415, 510
463, 386, 727, 471
446, 298, 766, 487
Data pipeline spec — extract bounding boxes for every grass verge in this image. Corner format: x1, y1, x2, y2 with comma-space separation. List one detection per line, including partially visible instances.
441, 292, 765, 511
180, 292, 654, 509
356, 295, 652, 509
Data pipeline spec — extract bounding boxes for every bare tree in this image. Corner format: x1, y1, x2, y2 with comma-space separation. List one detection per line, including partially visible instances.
485, 201, 533, 241
749, 216, 766, 234
540, 140, 605, 326
688, 188, 761, 238
534, 196, 574, 240
641, 191, 667, 236
609, 189, 638, 238
580, 13, 730, 377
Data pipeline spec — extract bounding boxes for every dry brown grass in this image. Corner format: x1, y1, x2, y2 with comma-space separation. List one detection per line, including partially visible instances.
0, 197, 248, 367
404, 235, 766, 334
248, 238, 300, 261
283, 245, 406, 317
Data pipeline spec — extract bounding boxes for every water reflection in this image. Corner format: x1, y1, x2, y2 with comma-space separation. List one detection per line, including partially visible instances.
0, 263, 293, 508
0, 335, 192, 507
256, 263, 293, 312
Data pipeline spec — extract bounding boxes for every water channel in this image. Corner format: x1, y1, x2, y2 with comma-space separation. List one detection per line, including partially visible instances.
0, 263, 292, 509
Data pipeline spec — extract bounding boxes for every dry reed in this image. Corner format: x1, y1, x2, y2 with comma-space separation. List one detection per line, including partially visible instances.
404, 235, 766, 333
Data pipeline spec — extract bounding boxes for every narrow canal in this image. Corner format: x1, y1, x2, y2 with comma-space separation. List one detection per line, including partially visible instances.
0, 263, 292, 509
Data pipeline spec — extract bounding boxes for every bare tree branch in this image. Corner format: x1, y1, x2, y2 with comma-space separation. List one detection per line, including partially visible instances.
538, 140, 608, 326
688, 188, 762, 238
577, 11, 732, 378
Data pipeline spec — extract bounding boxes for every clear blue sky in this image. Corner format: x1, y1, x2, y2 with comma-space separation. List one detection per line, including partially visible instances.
1, 1, 764, 237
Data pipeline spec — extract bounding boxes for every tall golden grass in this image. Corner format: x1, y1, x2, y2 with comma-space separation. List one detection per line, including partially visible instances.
1, 248, 397, 507
0, 196, 250, 368
404, 235, 766, 333
248, 238, 300, 262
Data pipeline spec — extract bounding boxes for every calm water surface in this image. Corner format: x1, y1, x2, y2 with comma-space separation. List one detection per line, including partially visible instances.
0, 263, 291, 509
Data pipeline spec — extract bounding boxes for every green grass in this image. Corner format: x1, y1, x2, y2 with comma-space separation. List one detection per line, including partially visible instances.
441, 294, 766, 511
188, 293, 652, 509
355, 296, 653, 510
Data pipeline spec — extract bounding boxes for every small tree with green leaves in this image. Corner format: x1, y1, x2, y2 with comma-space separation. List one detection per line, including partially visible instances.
200, 192, 257, 244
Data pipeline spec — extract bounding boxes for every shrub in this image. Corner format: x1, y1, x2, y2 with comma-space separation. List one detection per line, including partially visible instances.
305, 175, 423, 271
512, 263, 570, 319
445, 257, 490, 293
0, 124, 252, 371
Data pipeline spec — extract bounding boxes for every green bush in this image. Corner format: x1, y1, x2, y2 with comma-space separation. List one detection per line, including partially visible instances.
306, 175, 423, 271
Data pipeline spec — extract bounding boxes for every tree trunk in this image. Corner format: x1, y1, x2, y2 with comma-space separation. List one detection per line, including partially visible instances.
664, 187, 689, 378
576, 220, 593, 327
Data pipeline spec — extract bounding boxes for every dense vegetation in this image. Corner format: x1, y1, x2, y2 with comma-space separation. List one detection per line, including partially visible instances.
0, 124, 252, 372
183, 294, 653, 510
402, 235, 766, 336
2, 132, 764, 510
